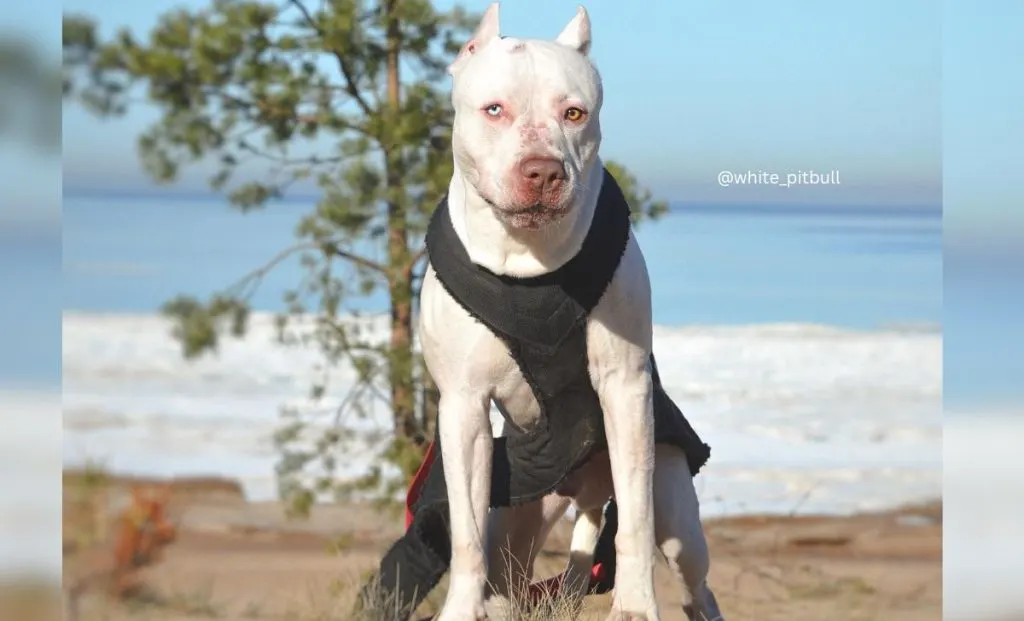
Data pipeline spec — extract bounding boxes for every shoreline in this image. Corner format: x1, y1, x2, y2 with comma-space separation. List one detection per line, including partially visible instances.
60, 307, 942, 335
62, 467, 942, 524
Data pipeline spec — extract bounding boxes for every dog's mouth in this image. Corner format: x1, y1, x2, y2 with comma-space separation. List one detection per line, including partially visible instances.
484, 198, 568, 230
474, 182, 572, 230
506, 203, 549, 215
499, 204, 570, 230
481, 194, 565, 216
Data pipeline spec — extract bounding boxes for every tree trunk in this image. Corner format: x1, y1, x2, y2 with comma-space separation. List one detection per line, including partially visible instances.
383, 0, 422, 471
421, 360, 440, 440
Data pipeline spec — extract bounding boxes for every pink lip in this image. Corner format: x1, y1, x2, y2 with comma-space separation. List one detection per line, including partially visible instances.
505, 203, 548, 214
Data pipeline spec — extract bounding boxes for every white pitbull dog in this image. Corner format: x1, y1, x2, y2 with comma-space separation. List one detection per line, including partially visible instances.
419, 4, 721, 621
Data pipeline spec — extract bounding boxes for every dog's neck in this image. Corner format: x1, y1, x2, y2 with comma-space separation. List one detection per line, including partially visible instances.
446, 159, 604, 278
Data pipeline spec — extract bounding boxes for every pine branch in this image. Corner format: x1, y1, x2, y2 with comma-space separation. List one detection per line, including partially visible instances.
405, 245, 428, 280
226, 239, 385, 301
288, 0, 375, 117
333, 247, 387, 274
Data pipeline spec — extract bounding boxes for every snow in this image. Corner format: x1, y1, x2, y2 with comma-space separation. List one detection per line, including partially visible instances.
60, 311, 942, 517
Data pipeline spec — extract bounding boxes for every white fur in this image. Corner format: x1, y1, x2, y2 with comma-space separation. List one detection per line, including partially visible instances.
421, 4, 721, 620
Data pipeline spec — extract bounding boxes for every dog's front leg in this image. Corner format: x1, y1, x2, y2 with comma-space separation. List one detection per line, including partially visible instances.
598, 365, 659, 621
436, 392, 493, 621
587, 234, 660, 621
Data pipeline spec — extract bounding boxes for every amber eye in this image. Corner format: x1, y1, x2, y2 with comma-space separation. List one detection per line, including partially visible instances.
564, 107, 587, 122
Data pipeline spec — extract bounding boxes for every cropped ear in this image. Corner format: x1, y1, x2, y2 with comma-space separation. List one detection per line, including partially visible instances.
555, 6, 591, 55
448, 2, 501, 75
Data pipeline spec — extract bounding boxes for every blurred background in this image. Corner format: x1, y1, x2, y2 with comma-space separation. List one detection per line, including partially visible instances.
0, 1, 1019, 620
0, 0, 62, 619
943, 3, 1024, 620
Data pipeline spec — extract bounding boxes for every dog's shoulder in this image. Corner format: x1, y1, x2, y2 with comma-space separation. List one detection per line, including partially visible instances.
586, 231, 653, 373
420, 264, 515, 392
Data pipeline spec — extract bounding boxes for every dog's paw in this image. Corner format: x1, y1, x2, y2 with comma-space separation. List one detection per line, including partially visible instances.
435, 598, 487, 621
483, 594, 513, 621
605, 596, 659, 621
684, 602, 725, 621
606, 566, 659, 621
436, 577, 487, 621
434, 607, 486, 621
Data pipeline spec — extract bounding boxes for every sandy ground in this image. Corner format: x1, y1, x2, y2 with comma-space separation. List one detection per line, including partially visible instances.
62, 473, 942, 621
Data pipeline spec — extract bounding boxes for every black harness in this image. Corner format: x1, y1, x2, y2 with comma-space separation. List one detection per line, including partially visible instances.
364, 169, 711, 618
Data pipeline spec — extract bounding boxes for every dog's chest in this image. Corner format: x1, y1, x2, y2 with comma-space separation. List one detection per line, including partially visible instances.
421, 265, 606, 434
490, 342, 543, 432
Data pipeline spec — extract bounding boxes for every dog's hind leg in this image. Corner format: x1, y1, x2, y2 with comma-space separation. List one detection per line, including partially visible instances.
484, 494, 571, 621
558, 504, 603, 617
652, 444, 723, 621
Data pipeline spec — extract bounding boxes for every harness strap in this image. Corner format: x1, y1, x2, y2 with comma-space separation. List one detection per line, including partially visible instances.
405, 440, 438, 529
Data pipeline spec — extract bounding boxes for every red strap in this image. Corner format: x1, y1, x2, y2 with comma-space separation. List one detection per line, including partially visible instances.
527, 574, 562, 602
405, 440, 438, 529
526, 562, 606, 604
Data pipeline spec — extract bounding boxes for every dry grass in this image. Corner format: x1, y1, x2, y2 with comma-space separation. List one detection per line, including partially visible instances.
267, 567, 609, 621
58, 468, 941, 621
63, 462, 185, 621
57, 549, 932, 621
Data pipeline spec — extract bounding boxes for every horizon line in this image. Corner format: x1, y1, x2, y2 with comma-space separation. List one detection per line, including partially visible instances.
62, 186, 942, 214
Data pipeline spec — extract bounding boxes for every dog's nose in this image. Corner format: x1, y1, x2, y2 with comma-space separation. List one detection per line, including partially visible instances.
519, 158, 567, 189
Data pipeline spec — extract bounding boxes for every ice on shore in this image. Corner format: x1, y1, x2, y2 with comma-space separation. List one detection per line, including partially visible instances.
61, 311, 941, 517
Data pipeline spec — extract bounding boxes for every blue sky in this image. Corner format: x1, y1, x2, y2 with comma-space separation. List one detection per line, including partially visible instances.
0, 0, 1009, 219
943, 1, 1024, 243
55, 0, 954, 208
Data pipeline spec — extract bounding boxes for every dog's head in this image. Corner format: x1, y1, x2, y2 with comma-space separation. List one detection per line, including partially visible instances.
449, 3, 603, 230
